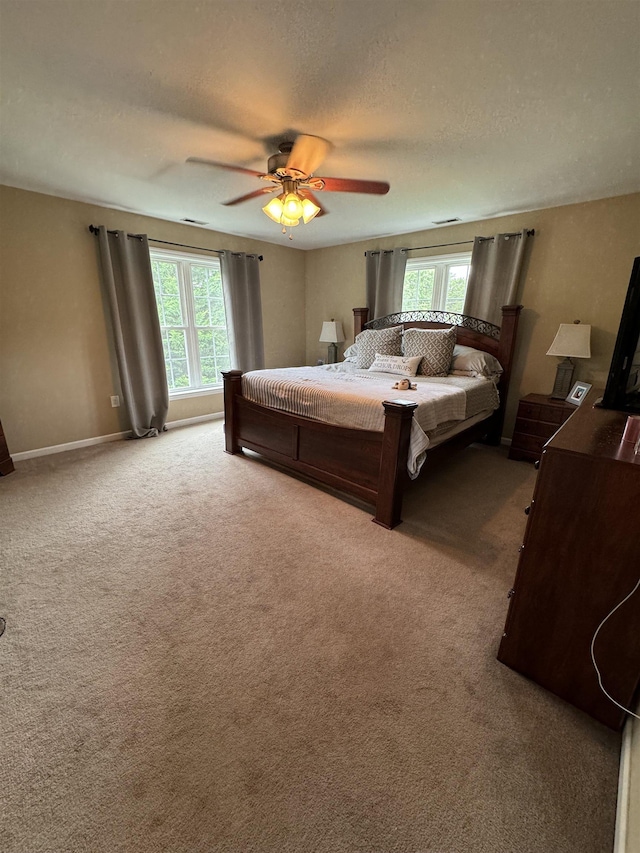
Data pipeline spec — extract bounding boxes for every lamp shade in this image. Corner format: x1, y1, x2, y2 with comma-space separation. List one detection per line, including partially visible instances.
546, 323, 591, 358
319, 320, 345, 343
282, 192, 304, 220
262, 196, 285, 223
301, 197, 321, 224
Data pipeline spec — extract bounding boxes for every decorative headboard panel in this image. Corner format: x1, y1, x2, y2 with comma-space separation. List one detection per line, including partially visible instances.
353, 305, 521, 376
353, 305, 523, 439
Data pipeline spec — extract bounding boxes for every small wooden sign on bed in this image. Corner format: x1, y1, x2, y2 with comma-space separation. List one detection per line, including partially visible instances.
223, 305, 522, 529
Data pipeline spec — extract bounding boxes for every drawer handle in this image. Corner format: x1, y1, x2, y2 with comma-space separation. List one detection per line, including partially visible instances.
524, 505, 531, 515
507, 588, 516, 599
534, 460, 540, 469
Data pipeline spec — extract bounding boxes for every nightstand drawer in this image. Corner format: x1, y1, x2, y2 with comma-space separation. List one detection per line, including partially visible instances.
518, 401, 542, 421
546, 405, 571, 424
509, 394, 575, 465
514, 417, 560, 440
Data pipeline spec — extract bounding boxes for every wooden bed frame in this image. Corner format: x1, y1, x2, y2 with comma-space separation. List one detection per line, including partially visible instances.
223, 304, 522, 529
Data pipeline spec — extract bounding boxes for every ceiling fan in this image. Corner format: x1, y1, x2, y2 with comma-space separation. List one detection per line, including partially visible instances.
187, 134, 390, 235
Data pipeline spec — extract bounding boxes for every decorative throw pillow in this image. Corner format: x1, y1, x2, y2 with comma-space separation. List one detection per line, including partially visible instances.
450, 345, 503, 378
368, 353, 422, 377
402, 326, 457, 376
355, 327, 402, 369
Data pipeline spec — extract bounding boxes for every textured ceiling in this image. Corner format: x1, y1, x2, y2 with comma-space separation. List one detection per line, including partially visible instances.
1, 0, 639, 250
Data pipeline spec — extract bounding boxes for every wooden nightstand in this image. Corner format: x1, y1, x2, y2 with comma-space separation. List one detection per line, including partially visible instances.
508, 393, 575, 463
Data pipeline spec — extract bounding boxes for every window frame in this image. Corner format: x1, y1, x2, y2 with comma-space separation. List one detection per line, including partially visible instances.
150, 248, 230, 398
402, 251, 472, 314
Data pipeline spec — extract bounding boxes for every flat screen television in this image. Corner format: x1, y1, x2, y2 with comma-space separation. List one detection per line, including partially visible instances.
600, 256, 640, 413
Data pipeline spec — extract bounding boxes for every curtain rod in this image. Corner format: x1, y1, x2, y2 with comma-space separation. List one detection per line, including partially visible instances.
365, 229, 535, 256
88, 226, 263, 261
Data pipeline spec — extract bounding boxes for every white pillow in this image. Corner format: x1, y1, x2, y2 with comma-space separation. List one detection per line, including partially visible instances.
342, 342, 358, 363
451, 345, 503, 377
368, 353, 422, 377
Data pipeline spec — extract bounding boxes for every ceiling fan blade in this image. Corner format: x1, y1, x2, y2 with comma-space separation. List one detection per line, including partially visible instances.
315, 176, 390, 195
186, 157, 265, 178
286, 135, 331, 177
222, 187, 277, 206
298, 189, 328, 217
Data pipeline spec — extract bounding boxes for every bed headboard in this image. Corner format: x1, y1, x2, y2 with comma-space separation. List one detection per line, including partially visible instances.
353, 304, 523, 435
354, 305, 520, 376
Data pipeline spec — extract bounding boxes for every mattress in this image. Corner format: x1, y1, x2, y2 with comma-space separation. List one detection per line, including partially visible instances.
241, 363, 499, 478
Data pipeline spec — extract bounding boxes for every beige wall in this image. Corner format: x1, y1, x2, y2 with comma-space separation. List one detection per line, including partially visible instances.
305, 193, 640, 436
0, 186, 306, 453
2, 186, 639, 455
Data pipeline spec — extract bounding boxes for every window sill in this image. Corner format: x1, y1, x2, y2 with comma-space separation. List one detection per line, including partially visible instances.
168, 386, 223, 401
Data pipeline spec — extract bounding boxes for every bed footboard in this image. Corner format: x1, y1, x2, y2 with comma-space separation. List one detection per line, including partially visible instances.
222, 370, 416, 528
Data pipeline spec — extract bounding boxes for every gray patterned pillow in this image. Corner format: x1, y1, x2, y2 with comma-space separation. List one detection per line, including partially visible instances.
402, 326, 457, 376
355, 327, 402, 369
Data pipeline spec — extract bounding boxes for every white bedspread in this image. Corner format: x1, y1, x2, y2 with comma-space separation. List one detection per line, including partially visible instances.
241, 363, 498, 479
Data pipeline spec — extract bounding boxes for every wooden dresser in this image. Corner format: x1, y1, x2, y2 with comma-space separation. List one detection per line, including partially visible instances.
508, 393, 575, 463
498, 390, 640, 730
0, 418, 15, 476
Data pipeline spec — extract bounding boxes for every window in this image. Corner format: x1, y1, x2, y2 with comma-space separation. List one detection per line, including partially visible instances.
150, 250, 230, 395
402, 252, 472, 314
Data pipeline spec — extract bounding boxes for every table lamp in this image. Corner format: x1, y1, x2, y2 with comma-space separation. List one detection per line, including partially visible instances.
319, 319, 345, 364
546, 321, 591, 399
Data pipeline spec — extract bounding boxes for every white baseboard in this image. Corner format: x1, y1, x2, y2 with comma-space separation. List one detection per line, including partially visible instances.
12, 430, 130, 461
11, 412, 224, 461
166, 412, 223, 429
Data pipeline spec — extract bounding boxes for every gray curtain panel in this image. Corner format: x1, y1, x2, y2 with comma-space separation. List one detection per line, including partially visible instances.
365, 248, 408, 319
220, 251, 265, 372
97, 227, 169, 438
463, 229, 531, 325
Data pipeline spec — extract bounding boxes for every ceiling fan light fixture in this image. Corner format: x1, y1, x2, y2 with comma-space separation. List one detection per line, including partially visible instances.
263, 188, 317, 229
282, 192, 304, 220
301, 197, 321, 224
262, 195, 285, 223
191, 134, 390, 239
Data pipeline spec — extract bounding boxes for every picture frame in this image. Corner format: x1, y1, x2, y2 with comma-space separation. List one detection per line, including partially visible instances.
566, 381, 592, 406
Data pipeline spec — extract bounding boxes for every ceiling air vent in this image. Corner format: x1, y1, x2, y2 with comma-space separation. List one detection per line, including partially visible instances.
181, 218, 208, 225
432, 218, 461, 225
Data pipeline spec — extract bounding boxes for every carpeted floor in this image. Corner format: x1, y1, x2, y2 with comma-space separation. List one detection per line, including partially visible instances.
0, 421, 621, 853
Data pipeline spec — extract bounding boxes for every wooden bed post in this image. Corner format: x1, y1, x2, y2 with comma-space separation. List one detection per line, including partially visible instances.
353, 307, 369, 338
497, 304, 522, 387
374, 400, 418, 529
222, 370, 243, 454
486, 304, 523, 444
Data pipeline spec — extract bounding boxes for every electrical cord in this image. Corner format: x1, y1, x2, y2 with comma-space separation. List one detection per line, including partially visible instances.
590, 576, 640, 721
